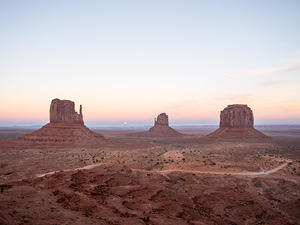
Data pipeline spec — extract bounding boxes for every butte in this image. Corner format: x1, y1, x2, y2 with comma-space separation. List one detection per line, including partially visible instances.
1, 99, 107, 147
128, 113, 184, 137
207, 104, 268, 139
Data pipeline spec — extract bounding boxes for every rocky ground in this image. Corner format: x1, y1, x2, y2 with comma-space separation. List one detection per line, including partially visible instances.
0, 128, 299, 224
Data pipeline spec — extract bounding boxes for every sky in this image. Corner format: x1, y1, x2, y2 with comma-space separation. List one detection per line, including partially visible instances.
1, 0, 300, 126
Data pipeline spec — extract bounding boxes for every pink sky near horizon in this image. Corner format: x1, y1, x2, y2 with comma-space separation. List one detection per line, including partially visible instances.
1, 96, 299, 124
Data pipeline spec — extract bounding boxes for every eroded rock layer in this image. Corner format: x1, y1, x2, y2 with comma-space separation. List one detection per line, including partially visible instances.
21, 123, 104, 144
0, 163, 296, 225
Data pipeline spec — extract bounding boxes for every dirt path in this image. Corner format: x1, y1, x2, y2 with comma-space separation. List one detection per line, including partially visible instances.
36, 162, 104, 177
132, 160, 292, 177
36, 160, 292, 178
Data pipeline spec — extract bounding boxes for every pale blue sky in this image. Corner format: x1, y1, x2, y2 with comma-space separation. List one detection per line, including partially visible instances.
1, 0, 300, 125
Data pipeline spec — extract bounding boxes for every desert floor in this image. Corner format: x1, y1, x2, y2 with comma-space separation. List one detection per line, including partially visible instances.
0, 125, 299, 225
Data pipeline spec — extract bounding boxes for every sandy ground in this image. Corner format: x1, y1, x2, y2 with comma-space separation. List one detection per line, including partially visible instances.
0, 126, 299, 224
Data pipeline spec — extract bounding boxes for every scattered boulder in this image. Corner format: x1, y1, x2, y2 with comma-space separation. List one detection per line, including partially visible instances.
207, 104, 268, 139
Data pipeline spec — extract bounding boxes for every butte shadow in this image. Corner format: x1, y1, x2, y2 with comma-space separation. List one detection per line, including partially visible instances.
0, 99, 115, 148
126, 113, 184, 138
206, 104, 269, 140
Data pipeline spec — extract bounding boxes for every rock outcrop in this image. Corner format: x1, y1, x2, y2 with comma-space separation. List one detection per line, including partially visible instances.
154, 113, 169, 126
207, 104, 268, 139
8, 99, 106, 146
50, 99, 83, 124
128, 113, 184, 137
148, 113, 184, 137
220, 104, 254, 128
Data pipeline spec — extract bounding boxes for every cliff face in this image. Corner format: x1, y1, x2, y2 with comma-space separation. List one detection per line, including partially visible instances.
50, 99, 83, 124
220, 104, 254, 128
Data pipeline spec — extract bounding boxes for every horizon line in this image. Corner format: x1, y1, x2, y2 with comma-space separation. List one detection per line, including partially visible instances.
1, 121, 300, 128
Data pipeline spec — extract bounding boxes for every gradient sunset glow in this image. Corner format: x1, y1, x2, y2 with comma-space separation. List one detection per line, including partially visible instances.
1, 1, 300, 126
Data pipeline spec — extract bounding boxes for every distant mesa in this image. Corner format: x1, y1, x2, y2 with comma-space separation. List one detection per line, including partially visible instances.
5, 98, 106, 147
148, 113, 183, 137
207, 104, 268, 139
128, 113, 184, 137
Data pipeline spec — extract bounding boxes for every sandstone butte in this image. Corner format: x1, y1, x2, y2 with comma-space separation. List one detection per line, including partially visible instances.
207, 104, 268, 139
129, 113, 184, 137
3, 99, 106, 147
